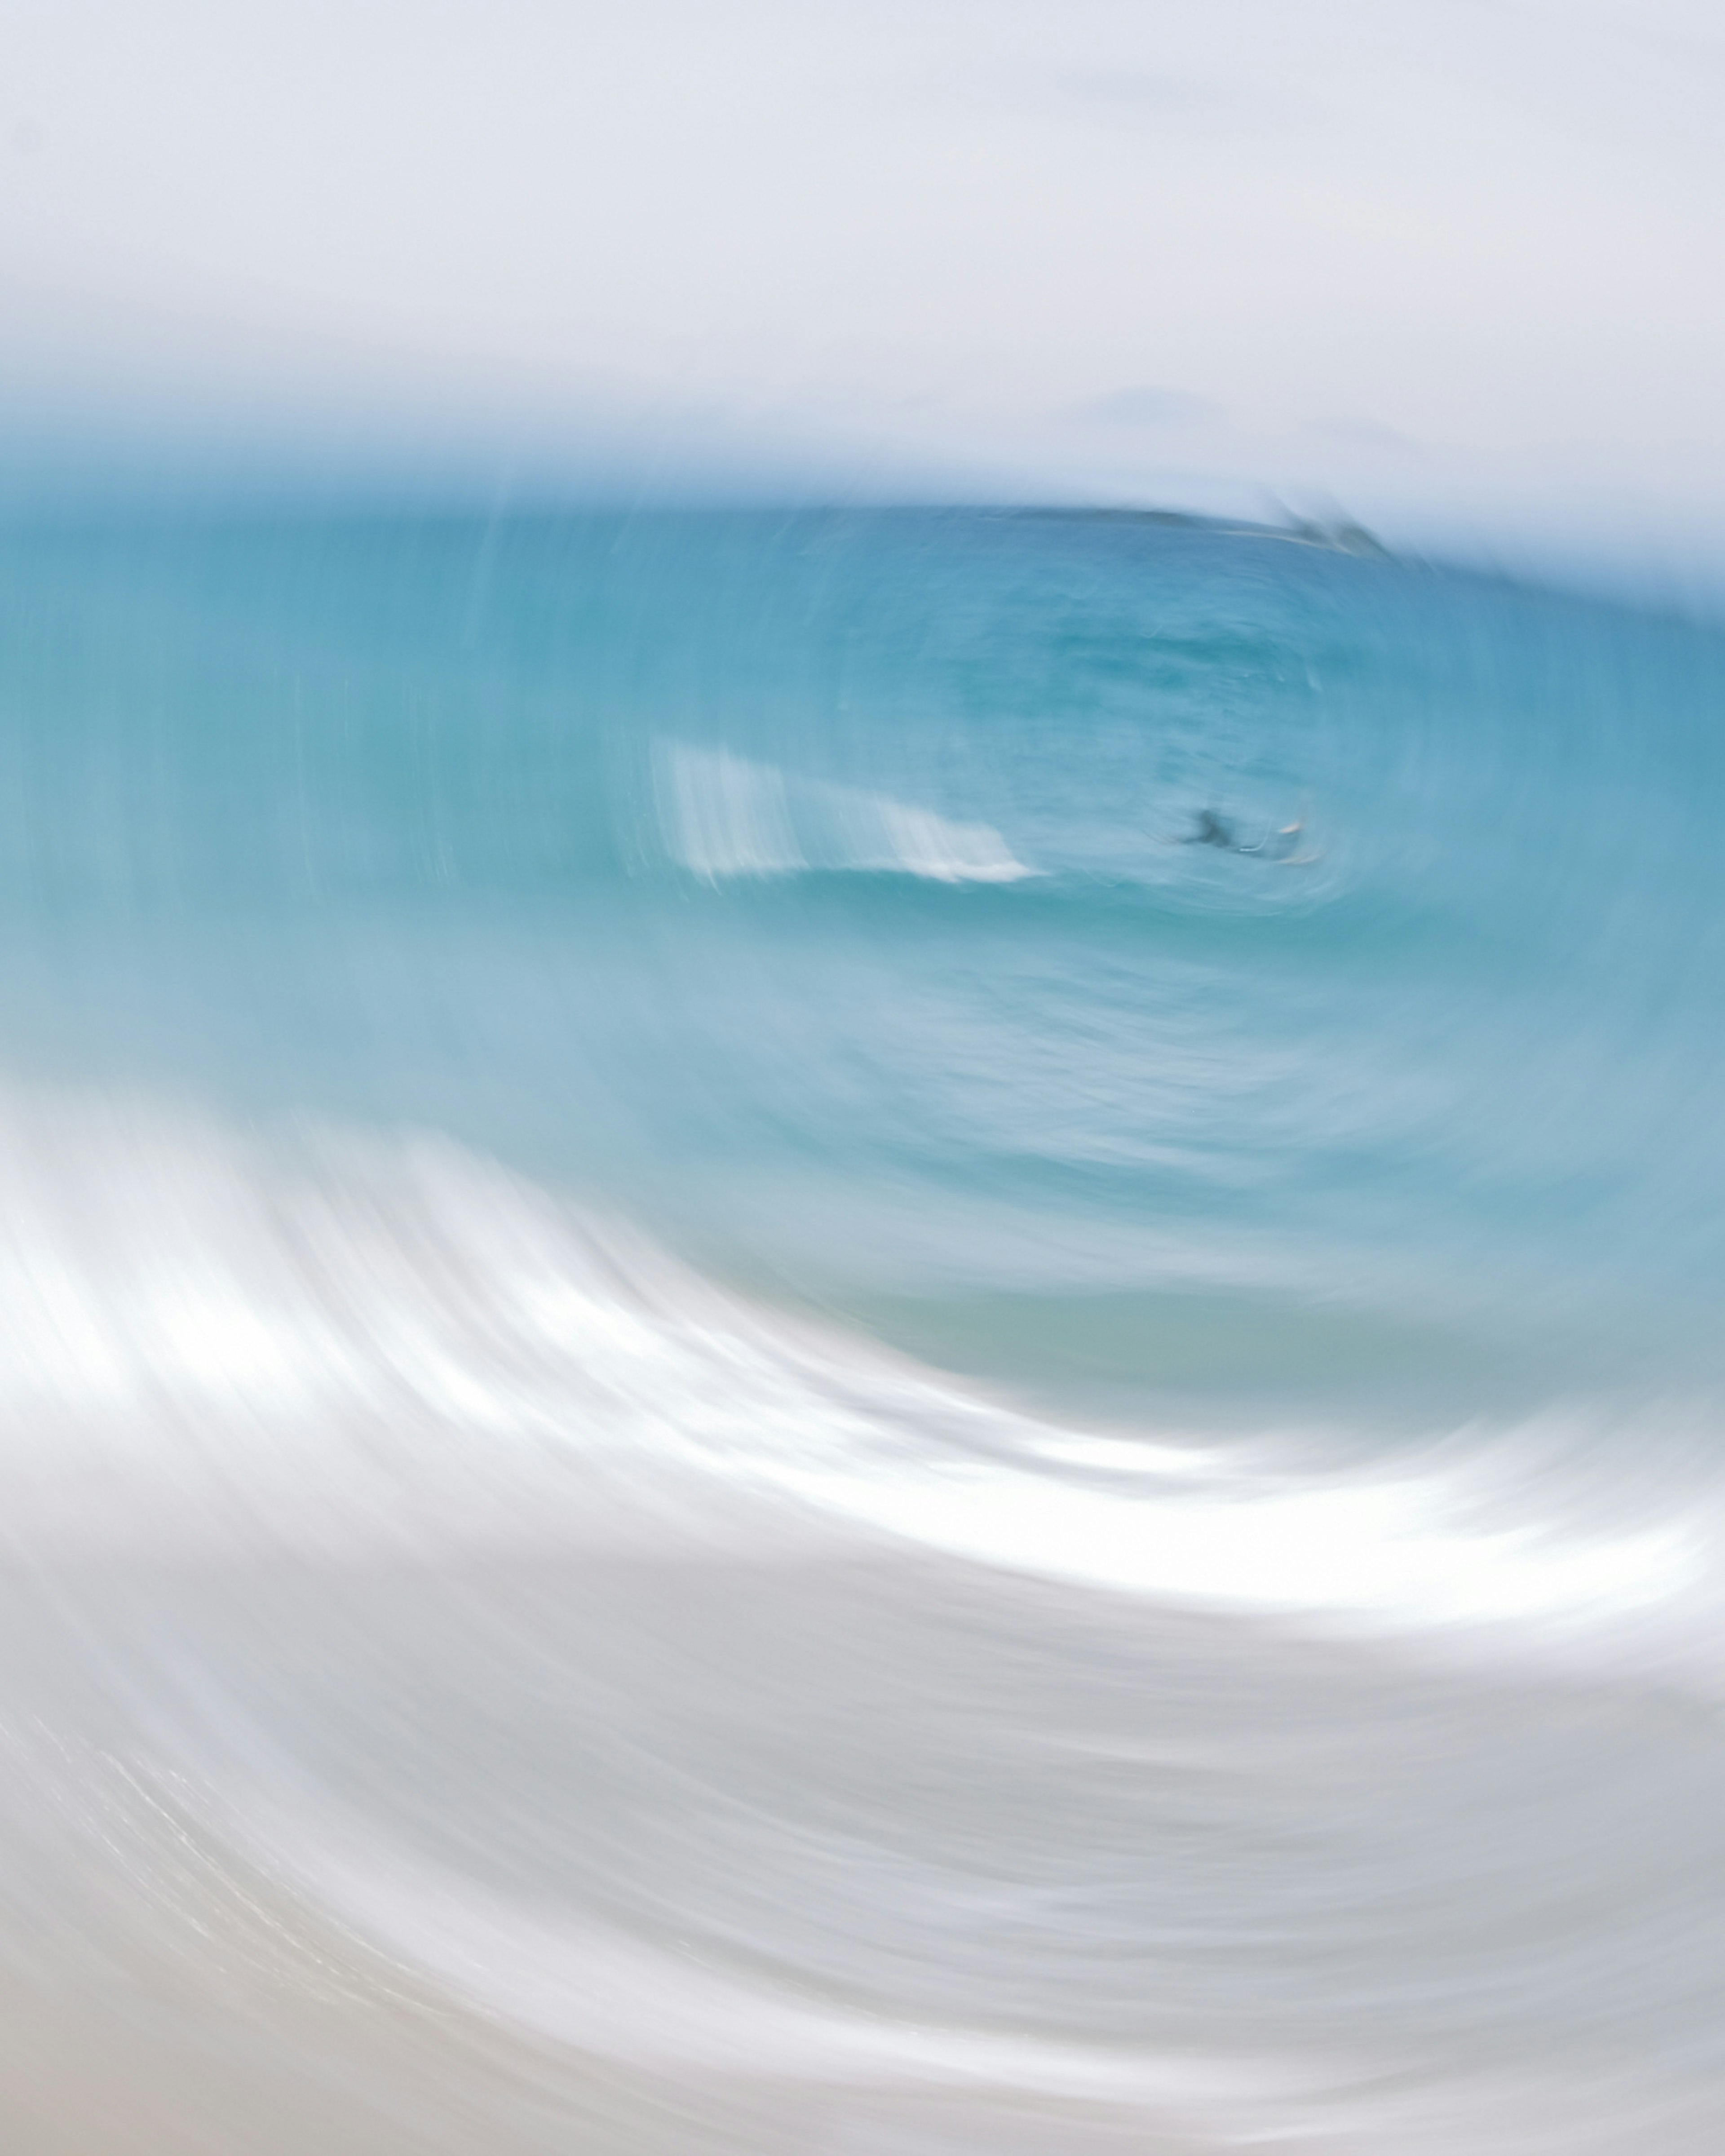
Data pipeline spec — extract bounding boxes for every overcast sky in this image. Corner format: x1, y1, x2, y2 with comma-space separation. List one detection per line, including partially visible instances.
3, 0, 1723, 554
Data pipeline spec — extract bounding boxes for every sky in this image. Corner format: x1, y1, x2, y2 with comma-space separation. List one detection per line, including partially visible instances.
2, 0, 1724, 561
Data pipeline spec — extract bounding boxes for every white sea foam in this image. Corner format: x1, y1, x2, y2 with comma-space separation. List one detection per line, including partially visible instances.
655, 742, 1036, 884
0, 1085, 1706, 1661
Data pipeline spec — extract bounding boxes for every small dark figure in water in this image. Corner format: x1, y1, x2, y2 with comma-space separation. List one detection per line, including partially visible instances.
1182, 806, 1314, 862
1188, 808, 1237, 849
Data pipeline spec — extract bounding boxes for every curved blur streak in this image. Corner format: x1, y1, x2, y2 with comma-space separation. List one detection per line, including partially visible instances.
0, 508, 1723, 2151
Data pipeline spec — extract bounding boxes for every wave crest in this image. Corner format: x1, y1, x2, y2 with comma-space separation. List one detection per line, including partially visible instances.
655, 742, 1037, 884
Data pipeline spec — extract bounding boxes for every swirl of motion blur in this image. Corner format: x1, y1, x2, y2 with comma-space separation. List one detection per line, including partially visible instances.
4, 5, 1725, 2153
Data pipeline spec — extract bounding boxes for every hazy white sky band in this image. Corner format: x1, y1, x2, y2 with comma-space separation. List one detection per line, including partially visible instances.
2, 0, 1723, 555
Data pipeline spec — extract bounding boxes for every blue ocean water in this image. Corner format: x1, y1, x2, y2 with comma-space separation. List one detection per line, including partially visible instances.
4, 508, 1723, 1411
4, 506, 1725, 2150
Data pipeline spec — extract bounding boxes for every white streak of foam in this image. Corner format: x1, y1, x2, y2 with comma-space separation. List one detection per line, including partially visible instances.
758, 1449, 1697, 1631
655, 741, 1035, 884
0, 1086, 1703, 1646
656, 742, 805, 878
